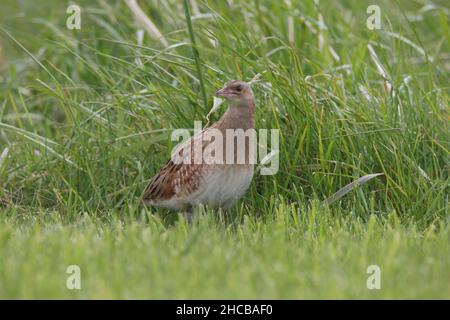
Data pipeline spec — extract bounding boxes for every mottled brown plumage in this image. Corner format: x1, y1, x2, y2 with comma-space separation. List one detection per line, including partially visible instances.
143, 80, 256, 220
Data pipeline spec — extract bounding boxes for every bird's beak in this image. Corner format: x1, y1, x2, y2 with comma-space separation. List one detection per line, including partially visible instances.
215, 88, 230, 97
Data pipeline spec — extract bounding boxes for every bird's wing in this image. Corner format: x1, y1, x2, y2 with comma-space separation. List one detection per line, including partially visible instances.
143, 128, 211, 202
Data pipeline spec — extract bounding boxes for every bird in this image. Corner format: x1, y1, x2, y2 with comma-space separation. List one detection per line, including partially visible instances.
143, 80, 256, 221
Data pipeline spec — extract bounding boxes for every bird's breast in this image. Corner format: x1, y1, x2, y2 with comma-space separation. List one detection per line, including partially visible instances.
191, 164, 254, 209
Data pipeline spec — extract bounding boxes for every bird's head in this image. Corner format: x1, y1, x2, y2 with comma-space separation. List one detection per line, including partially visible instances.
215, 80, 253, 105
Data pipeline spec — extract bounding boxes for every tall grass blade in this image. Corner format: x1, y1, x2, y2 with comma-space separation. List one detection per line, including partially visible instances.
125, 0, 169, 47
183, 0, 208, 110
0, 147, 9, 171
323, 173, 384, 206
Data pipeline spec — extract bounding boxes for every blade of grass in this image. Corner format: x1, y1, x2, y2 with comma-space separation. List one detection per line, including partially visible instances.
323, 173, 384, 206
183, 0, 208, 110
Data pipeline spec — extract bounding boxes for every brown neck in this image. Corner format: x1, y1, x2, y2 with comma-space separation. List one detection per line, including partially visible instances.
214, 97, 255, 130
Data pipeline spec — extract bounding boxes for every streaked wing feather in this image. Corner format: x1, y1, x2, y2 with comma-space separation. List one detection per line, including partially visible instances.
143, 128, 213, 202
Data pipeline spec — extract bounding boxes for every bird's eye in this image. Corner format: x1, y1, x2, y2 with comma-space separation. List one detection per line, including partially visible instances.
235, 85, 242, 92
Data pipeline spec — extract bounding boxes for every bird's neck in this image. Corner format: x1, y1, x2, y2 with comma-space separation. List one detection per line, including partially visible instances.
216, 98, 255, 130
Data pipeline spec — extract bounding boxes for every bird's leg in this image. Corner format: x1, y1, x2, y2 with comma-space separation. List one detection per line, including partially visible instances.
181, 204, 194, 223
182, 211, 194, 223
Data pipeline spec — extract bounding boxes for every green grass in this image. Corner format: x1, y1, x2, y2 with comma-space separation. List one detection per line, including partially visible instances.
0, 0, 449, 299
1, 206, 449, 299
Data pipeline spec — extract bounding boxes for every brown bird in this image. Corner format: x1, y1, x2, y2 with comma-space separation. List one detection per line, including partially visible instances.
143, 80, 256, 220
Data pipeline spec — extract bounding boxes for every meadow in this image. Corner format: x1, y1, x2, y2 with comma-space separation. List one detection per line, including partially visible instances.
0, 0, 448, 299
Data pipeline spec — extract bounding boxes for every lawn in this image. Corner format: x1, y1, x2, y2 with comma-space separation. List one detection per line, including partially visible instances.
0, 0, 449, 299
